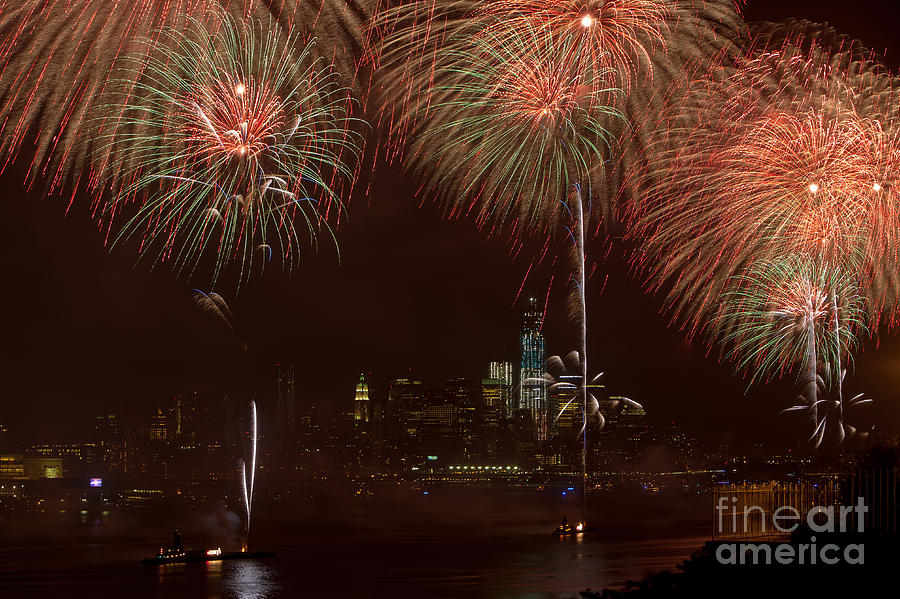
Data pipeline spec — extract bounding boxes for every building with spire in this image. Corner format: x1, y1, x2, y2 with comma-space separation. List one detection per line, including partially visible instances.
354, 373, 370, 426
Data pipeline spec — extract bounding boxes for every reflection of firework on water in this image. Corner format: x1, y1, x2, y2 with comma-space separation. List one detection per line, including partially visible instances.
716, 256, 869, 448
0, 0, 372, 195
239, 400, 257, 552
99, 13, 361, 285
403, 21, 620, 235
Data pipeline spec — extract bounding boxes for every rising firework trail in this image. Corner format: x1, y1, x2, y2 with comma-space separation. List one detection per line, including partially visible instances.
239, 400, 257, 552
570, 184, 590, 525
538, 351, 642, 526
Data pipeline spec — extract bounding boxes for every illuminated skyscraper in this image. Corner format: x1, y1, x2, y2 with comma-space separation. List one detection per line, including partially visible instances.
551, 375, 582, 440
354, 373, 370, 426
481, 379, 504, 459
149, 408, 167, 441
488, 360, 514, 417
275, 363, 297, 443
518, 297, 547, 440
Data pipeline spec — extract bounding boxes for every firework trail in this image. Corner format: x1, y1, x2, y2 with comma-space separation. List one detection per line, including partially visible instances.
192, 289, 235, 330
537, 350, 642, 523
239, 399, 257, 552
0, 0, 374, 197
716, 256, 869, 447
97, 12, 362, 286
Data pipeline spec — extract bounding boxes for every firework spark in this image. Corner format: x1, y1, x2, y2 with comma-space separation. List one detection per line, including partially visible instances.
192, 289, 235, 330
537, 347, 643, 523
98, 13, 362, 286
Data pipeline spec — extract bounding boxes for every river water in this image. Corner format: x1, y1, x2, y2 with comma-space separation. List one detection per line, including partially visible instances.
0, 487, 711, 598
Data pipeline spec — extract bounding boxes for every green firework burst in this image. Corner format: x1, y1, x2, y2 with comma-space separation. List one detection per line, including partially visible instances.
99, 11, 362, 286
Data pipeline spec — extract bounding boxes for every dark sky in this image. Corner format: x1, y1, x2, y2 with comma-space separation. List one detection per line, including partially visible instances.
2, 0, 899, 448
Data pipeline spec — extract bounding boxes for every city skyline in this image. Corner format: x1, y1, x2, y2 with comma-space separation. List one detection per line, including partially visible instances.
0, 0, 898, 455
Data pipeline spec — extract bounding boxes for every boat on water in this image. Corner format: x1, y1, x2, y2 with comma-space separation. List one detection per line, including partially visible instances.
552, 515, 595, 536
142, 527, 276, 565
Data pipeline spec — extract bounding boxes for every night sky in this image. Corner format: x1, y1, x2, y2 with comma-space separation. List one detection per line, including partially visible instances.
2, 0, 899, 448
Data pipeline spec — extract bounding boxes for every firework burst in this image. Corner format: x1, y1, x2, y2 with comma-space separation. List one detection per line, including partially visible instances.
626, 20, 900, 332
629, 102, 897, 337
0, 0, 372, 196
405, 21, 620, 235
98, 13, 361, 285
621, 22, 898, 447
716, 255, 869, 447
717, 256, 866, 388
478, 0, 673, 92
368, 0, 682, 167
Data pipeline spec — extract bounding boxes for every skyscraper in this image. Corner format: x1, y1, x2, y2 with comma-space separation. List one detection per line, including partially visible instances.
149, 408, 167, 441
444, 378, 478, 460
519, 297, 547, 440
481, 378, 504, 460
354, 373, 370, 426
275, 363, 297, 443
551, 375, 582, 439
387, 377, 426, 449
488, 360, 514, 417
94, 414, 124, 473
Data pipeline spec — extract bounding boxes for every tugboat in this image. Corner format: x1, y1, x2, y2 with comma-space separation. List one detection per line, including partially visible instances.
552, 514, 585, 536
142, 527, 276, 565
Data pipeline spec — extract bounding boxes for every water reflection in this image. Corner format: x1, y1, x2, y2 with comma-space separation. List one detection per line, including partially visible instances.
222, 560, 280, 599
157, 562, 187, 584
